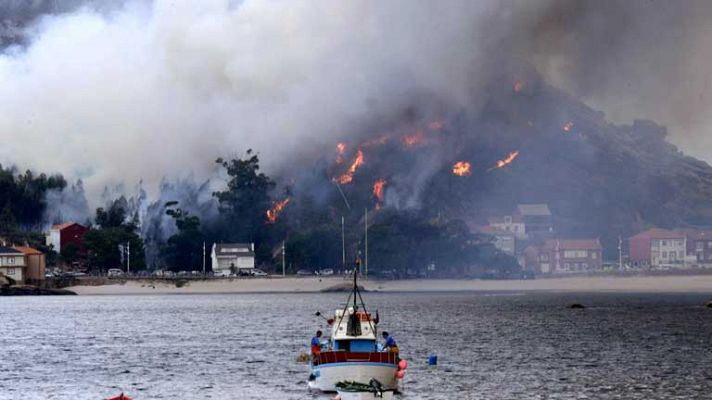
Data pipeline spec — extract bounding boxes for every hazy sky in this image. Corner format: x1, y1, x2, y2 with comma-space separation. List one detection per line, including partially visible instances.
1, 0, 711, 202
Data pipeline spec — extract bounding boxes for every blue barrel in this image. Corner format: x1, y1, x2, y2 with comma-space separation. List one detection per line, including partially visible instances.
428, 352, 438, 366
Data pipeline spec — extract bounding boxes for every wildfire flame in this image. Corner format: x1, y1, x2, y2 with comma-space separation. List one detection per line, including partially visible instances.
335, 142, 346, 164
452, 161, 472, 176
402, 131, 425, 148
563, 121, 573, 132
335, 148, 364, 184
266, 197, 290, 224
373, 179, 386, 208
493, 150, 519, 170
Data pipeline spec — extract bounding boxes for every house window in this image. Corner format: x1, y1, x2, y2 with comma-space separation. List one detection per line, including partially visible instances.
679, 251, 684, 259
661, 240, 667, 246
564, 250, 587, 258
504, 216, 512, 224
670, 252, 676, 261
697, 242, 704, 251
662, 251, 668, 259
591, 252, 597, 259
708, 241, 712, 248
539, 254, 549, 261
7, 268, 14, 275
7, 257, 14, 265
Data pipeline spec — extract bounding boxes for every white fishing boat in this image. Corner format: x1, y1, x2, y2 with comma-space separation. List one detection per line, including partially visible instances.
307, 272, 402, 393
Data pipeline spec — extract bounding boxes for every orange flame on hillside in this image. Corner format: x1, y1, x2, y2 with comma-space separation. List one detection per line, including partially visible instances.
335, 149, 364, 184
373, 179, 386, 209
335, 142, 347, 164
402, 131, 425, 148
492, 150, 519, 170
266, 197, 290, 224
452, 161, 472, 176
563, 121, 573, 132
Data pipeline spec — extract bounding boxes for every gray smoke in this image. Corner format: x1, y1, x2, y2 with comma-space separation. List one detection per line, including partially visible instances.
1, 0, 711, 213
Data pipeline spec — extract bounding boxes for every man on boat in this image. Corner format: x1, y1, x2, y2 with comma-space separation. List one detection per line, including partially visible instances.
382, 331, 399, 354
311, 330, 323, 359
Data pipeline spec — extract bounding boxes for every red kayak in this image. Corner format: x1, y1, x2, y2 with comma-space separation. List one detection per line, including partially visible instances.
106, 394, 132, 400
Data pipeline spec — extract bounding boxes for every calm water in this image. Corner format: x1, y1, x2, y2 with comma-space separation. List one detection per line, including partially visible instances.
1, 292, 711, 399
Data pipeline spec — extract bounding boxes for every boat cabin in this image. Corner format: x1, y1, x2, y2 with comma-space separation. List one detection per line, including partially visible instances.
330, 307, 377, 352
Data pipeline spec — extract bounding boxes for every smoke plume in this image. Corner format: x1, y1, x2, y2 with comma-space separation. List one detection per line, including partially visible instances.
1, 0, 711, 209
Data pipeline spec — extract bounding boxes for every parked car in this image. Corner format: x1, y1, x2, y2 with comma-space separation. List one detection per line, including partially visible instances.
296, 269, 313, 276
107, 268, 124, 277
190, 270, 202, 276
318, 268, 334, 276
250, 269, 268, 277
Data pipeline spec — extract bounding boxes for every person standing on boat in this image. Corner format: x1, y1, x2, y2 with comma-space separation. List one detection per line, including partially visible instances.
311, 330, 323, 357
382, 331, 399, 354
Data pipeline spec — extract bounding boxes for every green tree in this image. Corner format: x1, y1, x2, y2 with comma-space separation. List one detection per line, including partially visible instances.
163, 203, 205, 271
85, 200, 145, 271
213, 150, 276, 258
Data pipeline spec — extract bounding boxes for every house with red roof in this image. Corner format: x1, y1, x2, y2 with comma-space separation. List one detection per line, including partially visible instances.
628, 228, 686, 268
524, 238, 602, 274
46, 222, 89, 256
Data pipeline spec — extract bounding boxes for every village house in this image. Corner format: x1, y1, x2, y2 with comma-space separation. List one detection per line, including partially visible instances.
487, 213, 526, 240
524, 238, 603, 274
46, 222, 89, 255
14, 246, 46, 283
479, 225, 516, 256
211, 243, 255, 276
628, 228, 686, 268
517, 204, 554, 236
677, 229, 712, 266
0, 246, 27, 283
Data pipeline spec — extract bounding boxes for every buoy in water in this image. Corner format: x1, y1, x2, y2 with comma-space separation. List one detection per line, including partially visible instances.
395, 369, 406, 379
569, 303, 585, 309
428, 352, 438, 366
398, 359, 407, 370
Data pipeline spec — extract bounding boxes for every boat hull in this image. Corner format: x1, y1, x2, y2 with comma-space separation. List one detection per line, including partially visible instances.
308, 362, 398, 392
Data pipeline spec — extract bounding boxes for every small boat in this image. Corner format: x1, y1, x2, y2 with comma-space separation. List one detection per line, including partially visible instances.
335, 379, 395, 400
308, 271, 402, 392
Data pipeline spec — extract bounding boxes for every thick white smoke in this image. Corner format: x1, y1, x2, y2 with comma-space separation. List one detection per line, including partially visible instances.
0, 0, 496, 204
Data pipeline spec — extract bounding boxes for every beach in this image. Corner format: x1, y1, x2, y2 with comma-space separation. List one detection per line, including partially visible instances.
67, 274, 712, 295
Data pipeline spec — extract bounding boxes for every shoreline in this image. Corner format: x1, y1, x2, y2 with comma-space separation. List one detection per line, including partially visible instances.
66, 275, 712, 295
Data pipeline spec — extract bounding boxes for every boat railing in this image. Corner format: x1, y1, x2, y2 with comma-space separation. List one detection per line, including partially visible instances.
313, 351, 398, 366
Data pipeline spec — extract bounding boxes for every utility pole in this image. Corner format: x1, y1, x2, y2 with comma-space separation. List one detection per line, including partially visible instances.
364, 208, 368, 279
282, 241, 286, 277
618, 235, 623, 270
341, 216, 346, 273
202, 242, 206, 275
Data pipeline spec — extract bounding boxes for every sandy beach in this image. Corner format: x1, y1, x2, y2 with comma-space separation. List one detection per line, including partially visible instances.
67, 274, 712, 295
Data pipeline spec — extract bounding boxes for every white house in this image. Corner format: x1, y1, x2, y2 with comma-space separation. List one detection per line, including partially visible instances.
211, 243, 255, 276
0, 246, 26, 283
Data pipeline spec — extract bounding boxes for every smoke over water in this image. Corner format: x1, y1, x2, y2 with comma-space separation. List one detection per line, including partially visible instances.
1, 0, 712, 219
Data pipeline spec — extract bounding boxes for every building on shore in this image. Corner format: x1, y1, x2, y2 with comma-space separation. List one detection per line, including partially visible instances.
524, 238, 603, 274
628, 228, 687, 268
46, 222, 89, 256
211, 243, 255, 276
479, 225, 516, 256
517, 204, 554, 237
0, 246, 26, 283
677, 229, 712, 265
14, 246, 46, 284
